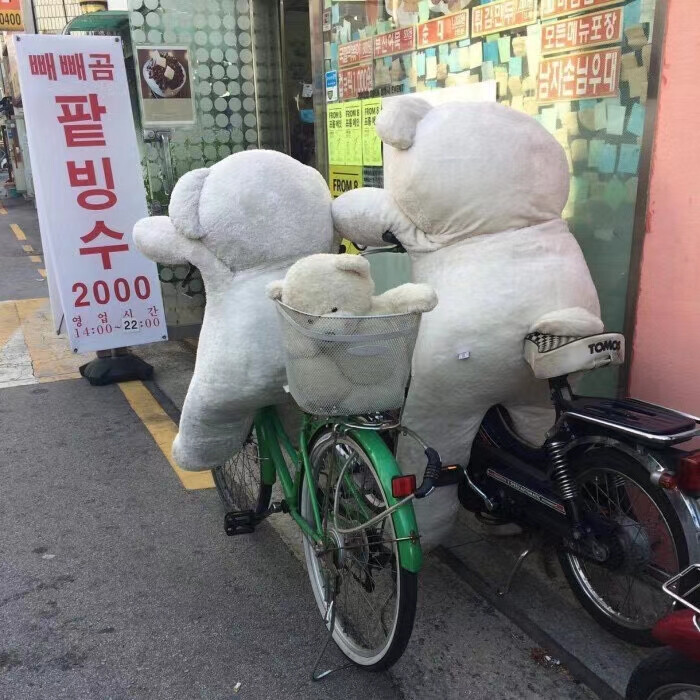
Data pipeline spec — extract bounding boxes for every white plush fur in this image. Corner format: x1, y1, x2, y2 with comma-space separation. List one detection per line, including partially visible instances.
133, 150, 334, 469
332, 99, 602, 548
267, 253, 437, 413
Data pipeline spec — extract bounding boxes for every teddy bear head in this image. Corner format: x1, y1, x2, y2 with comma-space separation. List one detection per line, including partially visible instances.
267, 253, 375, 316
375, 97, 570, 247
133, 150, 333, 279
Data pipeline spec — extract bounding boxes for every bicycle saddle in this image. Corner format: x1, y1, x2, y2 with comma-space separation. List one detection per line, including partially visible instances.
524, 331, 625, 379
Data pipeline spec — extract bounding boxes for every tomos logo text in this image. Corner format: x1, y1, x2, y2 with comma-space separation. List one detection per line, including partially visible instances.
588, 339, 621, 354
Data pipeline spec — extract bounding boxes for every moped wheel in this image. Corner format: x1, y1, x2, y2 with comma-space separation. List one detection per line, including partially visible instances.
558, 448, 689, 647
212, 427, 272, 515
626, 648, 700, 700
301, 428, 417, 671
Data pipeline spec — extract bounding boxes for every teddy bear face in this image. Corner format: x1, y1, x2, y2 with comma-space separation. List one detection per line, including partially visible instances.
377, 99, 570, 248
273, 253, 375, 316
165, 149, 333, 274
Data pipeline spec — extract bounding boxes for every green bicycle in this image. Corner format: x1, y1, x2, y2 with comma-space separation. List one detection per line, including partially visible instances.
212, 301, 441, 673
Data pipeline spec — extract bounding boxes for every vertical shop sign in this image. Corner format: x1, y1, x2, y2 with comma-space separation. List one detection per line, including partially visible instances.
471, 0, 538, 38
338, 38, 374, 68
339, 63, 374, 100
0, 0, 23, 31
14, 35, 166, 352
322, 8, 331, 32
416, 10, 470, 49
537, 46, 621, 102
541, 0, 622, 20
343, 101, 363, 165
373, 27, 416, 58
361, 98, 383, 166
541, 7, 623, 54
327, 102, 346, 164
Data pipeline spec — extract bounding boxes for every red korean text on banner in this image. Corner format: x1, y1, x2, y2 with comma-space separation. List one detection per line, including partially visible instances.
0, 0, 24, 31
471, 0, 538, 39
338, 38, 374, 68
373, 27, 416, 59
339, 64, 374, 100
537, 46, 621, 102
416, 10, 469, 49
14, 34, 166, 353
541, 7, 623, 54
540, 0, 623, 21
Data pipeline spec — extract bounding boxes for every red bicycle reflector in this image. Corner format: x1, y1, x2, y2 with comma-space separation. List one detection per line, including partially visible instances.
677, 452, 700, 495
392, 474, 416, 498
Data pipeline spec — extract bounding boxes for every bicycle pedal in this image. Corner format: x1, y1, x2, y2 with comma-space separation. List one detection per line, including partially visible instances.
224, 510, 257, 536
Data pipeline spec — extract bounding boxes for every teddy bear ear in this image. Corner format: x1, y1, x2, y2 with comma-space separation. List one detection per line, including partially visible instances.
375, 97, 432, 150
335, 254, 371, 277
266, 279, 284, 300
169, 167, 210, 240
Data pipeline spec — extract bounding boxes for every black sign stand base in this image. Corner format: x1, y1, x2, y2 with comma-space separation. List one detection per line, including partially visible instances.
80, 348, 153, 386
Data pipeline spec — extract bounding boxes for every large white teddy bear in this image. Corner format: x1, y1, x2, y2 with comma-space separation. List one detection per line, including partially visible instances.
267, 253, 437, 415
133, 150, 334, 469
332, 99, 603, 547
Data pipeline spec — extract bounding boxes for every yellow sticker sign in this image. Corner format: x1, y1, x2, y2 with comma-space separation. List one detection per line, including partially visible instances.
329, 165, 364, 254
0, 0, 23, 31
329, 164, 363, 198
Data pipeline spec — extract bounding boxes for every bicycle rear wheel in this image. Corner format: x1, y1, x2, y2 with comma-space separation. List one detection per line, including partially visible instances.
300, 428, 417, 671
212, 427, 272, 515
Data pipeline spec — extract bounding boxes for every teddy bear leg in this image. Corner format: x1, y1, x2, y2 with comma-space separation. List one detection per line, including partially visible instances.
172, 383, 254, 469
502, 403, 555, 447
396, 408, 487, 552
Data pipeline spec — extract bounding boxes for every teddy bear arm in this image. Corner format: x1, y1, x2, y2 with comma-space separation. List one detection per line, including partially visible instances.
371, 283, 438, 314
529, 307, 604, 337
332, 187, 417, 248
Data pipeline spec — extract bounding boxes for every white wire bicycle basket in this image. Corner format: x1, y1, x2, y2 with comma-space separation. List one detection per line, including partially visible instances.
274, 301, 422, 416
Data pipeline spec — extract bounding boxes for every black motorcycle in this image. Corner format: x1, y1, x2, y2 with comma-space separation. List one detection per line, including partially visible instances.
458, 329, 700, 645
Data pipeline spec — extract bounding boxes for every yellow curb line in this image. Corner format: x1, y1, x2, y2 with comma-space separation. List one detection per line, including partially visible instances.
117, 380, 215, 491
38, 269, 47, 278
10, 223, 26, 241
30, 255, 41, 263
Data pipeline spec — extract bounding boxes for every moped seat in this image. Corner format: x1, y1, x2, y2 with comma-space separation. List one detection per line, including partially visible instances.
524, 332, 624, 380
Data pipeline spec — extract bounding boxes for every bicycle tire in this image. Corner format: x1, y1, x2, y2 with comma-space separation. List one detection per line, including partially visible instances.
212, 427, 272, 515
301, 427, 418, 671
626, 647, 700, 700
558, 447, 689, 647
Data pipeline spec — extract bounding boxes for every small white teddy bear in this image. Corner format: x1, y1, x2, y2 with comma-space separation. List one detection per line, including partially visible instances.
267, 253, 437, 414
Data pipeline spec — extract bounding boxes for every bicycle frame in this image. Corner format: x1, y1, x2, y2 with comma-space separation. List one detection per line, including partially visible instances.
253, 405, 424, 573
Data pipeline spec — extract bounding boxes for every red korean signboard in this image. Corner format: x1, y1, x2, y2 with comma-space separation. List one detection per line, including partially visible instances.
471, 0, 537, 38
538, 46, 621, 102
339, 64, 374, 100
540, 0, 623, 21
542, 7, 623, 54
0, 0, 23, 31
14, 34, 166, 352
416, 10, 469, 49
338, 38, 374, 68
373, 27, 416, 59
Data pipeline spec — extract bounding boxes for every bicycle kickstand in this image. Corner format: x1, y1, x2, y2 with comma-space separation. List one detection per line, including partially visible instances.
311, 574, 352, 681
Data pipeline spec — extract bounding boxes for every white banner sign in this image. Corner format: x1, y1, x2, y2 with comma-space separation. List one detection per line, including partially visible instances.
14, 34, 167, 353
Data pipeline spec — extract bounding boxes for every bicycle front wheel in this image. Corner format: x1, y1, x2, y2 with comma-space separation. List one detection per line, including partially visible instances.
212, 427, 272, 515
301, 429, 417, 671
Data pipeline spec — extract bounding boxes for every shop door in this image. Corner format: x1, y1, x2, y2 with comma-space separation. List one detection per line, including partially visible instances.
127, 0, 285, 335
280, 0, 316, 167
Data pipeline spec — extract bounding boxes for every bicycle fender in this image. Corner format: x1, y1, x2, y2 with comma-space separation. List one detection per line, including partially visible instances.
349, 429, 423, 573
